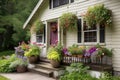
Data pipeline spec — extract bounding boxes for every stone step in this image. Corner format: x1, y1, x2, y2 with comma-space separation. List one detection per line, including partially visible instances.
29, 67, 53, 77
40, 57, 50, 63
36, 62, 65, 71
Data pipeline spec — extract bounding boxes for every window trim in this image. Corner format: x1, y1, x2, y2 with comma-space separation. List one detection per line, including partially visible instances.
36, 34, 44, 43
77, 17, 105, 45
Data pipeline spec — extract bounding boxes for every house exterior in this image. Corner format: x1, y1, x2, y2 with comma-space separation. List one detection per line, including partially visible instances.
23, 0, 120, 75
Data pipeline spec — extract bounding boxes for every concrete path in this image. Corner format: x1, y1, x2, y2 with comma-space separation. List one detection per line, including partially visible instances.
0, 72, 55, 80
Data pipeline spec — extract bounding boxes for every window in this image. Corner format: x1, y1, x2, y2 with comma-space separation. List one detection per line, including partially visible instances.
36, 24, 46, 43
36, 34, 43, 43
77, 18, 105, 43
83, 21, 97, 42
49, 0, 74, 9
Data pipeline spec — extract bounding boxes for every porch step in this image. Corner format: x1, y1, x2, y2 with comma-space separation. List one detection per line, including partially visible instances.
40, 57, 50, 63
29, 67, 53, 77
28, 62, 65, 78
36, 62, 64, 71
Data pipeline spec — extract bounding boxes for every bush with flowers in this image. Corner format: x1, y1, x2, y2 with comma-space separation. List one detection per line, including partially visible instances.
68, 44, 85, 56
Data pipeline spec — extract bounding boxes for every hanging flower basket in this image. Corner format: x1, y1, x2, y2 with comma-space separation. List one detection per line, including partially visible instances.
31, 19, 44, 34
84, 4, 112, 27
59, 12, 78, 31
35, 19, 44, 32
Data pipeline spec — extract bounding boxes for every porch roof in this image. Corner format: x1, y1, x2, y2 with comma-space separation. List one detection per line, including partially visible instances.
23, 0, 44, 29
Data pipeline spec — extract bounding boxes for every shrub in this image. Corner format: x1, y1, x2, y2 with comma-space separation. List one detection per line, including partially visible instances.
60, 63, 98, 80
9, 58, 28, 69
0, 54, 17, 73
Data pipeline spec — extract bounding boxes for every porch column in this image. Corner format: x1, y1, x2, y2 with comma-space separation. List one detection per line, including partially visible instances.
58, 19, 60, 43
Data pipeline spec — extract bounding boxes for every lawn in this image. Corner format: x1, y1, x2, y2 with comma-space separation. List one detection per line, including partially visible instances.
0, 75, 9, 80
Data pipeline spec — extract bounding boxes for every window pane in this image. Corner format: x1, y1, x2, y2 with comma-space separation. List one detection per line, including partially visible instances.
100, 24, 105, 43
36, 35, 43, 43
84, 31, 97, 42
59, 0, 69, 5
53, 0, 59, 8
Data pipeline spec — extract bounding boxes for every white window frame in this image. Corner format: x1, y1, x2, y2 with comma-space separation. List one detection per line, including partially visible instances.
36, 33, 44, 44
78, 17, 104, 45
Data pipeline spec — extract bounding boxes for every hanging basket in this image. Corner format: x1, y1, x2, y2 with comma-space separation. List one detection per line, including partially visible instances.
84, 4, 112, 27
59, 12, 78, 31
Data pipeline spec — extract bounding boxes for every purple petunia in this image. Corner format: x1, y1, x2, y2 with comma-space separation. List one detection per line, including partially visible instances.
84, 47, 97, 57
88, 47, 97, 54
62, 48, 70, 55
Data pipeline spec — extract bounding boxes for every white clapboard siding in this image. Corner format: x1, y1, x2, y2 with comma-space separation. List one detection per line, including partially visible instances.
31, 0, 120, 71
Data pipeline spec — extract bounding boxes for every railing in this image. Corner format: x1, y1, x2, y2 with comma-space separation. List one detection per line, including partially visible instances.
62, 55, 113, 72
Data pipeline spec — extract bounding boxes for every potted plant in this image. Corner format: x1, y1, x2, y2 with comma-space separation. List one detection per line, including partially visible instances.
68, 44, 84, 57
47, 47, 61, 68
59, 12, 78, 32
9, 58, 28, 73
24, 45, 41, 63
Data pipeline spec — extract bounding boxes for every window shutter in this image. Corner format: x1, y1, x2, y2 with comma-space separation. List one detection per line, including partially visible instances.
71, 0, 74, 3
77, 19, 82, 43
49, 0, 52, 9
53, 0, 59, 8
99, 24, 105, 43
44, 24, 46, 43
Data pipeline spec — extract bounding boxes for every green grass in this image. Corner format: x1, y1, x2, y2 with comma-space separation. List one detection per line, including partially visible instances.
0, 75, 10, 80
0, 50, 14, 57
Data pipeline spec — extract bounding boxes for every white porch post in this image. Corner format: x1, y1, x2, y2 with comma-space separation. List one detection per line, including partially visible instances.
58, 19, 60, 43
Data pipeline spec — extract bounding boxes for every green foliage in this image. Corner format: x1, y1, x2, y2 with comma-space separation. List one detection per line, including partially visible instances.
95, 44, 113, 57
34, 19, 44, 33
99, 72, 120, 80
0, 60, 15, 73
9, 58, 28, 69
47, 47, 61, 61
0, 75, 10, 80
0, 0, 39, 50
0, 50, 14, 57
84, 4, 112, 27
60, 12, 78, 31
60, 63, 98, 80
68, 44, 84, 55
24, 45, 41, 57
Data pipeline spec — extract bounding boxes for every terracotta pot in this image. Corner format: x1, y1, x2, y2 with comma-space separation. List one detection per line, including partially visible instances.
77, 55, 83, 58
50, 60, 60, 68
28, 56, 39, 64
16, 65, 27, 73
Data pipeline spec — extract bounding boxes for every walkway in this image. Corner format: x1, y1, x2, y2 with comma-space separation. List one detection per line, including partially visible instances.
0, 72, 55, 80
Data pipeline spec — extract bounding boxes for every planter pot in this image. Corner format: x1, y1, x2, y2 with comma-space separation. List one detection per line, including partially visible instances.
16, 65, 27, 73
77, 55, 83, 58
50, 60, 60, 68
28, 56, 39, 64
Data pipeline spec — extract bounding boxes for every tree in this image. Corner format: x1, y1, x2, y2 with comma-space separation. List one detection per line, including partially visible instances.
0, 0, 39, 51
